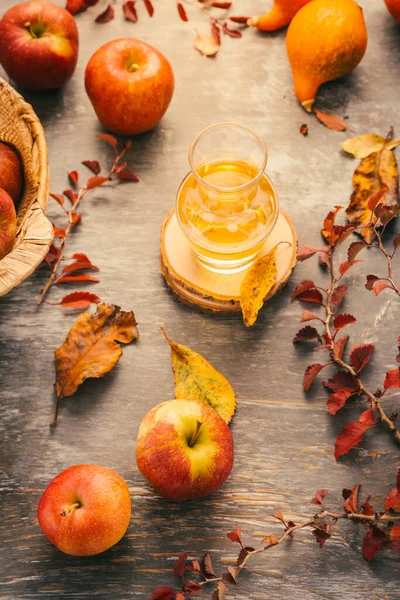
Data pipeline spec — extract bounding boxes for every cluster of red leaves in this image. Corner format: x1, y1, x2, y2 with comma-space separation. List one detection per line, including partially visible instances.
293, 204, 400, 458
39, 134, 138, 308
150, 474, 400, 598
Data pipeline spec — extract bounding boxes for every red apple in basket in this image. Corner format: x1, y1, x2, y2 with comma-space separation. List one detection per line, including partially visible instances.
136, 399, 234, 501
384, 0, 400, 22
0, 0, 79, 90
37, 464, 131, 556
85, 38, 174, 135
0, 188, 17, 260
0, 142, 24, 206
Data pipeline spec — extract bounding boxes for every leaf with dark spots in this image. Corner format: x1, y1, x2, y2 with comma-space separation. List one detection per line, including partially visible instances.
311, 489, 328, 507
293, 326, 322, 344
173, 552, 188, 581
331, 284, 348, 309
123, 0, 138, 21
296, 243, 319, 261
118, 167, 139, 182
177, 2, 188, 21
333, 314, 356, 331
82, 160, 101, 174
347, 241, 366, 264
200, 552, 215, 578
314, 109, 347, 131
343, 484, 360, 513
350, 344, 374, 372
362, 526, 387, 561
304, 364, 326, 391
95, 4, 114, 22
333, 335, 349, 360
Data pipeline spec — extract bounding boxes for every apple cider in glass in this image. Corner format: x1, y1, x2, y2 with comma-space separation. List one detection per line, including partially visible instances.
176, 123, 279, 273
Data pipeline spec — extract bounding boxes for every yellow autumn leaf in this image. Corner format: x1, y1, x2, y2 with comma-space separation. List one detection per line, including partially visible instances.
240, 248, 277, 327
341, 134, 400, 159
161, 328, 236, 423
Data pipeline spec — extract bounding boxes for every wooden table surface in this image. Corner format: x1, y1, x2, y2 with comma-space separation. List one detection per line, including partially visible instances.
1, 1, 400, 598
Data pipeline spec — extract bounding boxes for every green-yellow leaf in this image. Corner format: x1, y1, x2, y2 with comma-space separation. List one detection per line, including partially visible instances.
161, 328, 236, 423
240, 248, 277, 327
341, 133, 400, 159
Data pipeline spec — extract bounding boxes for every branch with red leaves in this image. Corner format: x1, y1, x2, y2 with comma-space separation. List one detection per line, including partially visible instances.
294, 203, 400, 457
38, 134, 138, 308
150, 473, 400, 600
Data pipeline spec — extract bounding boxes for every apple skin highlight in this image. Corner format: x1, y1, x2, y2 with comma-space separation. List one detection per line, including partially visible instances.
136, 399, 234, 502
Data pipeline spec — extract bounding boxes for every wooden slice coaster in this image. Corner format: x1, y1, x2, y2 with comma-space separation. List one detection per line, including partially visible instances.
161, 209, 297, 313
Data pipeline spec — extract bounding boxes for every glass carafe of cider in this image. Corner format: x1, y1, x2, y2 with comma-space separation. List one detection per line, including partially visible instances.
176, 122, 279, 274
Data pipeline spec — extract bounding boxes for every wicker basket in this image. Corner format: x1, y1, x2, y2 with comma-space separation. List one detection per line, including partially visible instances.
0, 77, 53, 297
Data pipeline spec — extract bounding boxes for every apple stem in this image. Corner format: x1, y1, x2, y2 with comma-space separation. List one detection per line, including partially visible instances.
188, 420, 202, 447
60, 502, 81, 517
24, 21, 37, 38
127, 63, 139, 73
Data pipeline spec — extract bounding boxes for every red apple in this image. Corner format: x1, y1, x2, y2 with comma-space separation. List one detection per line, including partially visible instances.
37, 464, 131, 556
384, 0, 400, 22
0, 188, 17, 260
85, 38, 174, 136
136, 399, 234, 502
0, 142, 23, 206
0, 1, 79, 90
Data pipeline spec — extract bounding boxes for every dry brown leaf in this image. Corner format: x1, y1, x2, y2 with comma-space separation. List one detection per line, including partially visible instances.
161, 328, 236, 423
194, 31, 220, 56
346, 139, 400, 243
314, 110, 347, 132
53, 303, 139, 424
240, 248, 278, 327
341, 134, 400, 159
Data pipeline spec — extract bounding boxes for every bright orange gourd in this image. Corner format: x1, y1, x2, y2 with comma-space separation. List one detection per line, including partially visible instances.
286, 0, 368, 112
248, 0, 313, 31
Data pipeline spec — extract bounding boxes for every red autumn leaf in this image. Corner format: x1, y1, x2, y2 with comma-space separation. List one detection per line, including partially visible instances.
373, 281, 389, 296
114, 161, 128, 174
212, 1, 232, 7
304, 363, 326, 391
222, 566, 237, 585
333, 335, 349, 360
222, 22, 242, 37
50, 193, 65, 207
211, 581, 227, 600
361, 496, 374, 516
200, 552, 216, 578
300, 124, 308, 136
123, 0, 138, 21
63, 189, 78, 204
347, 241, 366, 264
322, 206, 342, 244
71, 252, 91, 263
229, 15, 249, 23
300, 310, 319, 322
334, 422, 369, 459
319, 247, 330, 268
331, 284, 348, 309
293, 326, 322, 344
312, 524, 331, 548
176, 594, 185, 600
365, 274, 379, 290
45, 244, 61, 266
53, 225, 66, 239
297, 289, 324, 304
55, 274, 100, 285
184, 581, 202, 592
227, 524, 242, 546
296, 243, 320, 261
291, 280, 317, 301
343, 484, 360, 513
173, 552, 188, 580
143, 0, 154, 16
384, 368, 400, 390
323, 370, 358, 393
149, 588, 176, 600
186, 559, 201, 573
362, 525, 387, 562
71, 213, 81, 227
375, 203, 400, 226
339, 260, 360, 276
97, 133, 118, 151
393, 232, 400, 251
272, 509, 285, 524
66, 0, 86, 14
358, 408, 377, 426
211, 22, 221, 45
311, 488, 328, 506
59, 292, 100, 309
367, 189, 387, 212
82, 160, 101, 175
350, 344, 374, 372
68, 170, 79, 186
333, 313, 356, 331
314, 109, 347, 132
177, 2, 188, 21
385, 469, 400, 512
338, 223, 357, 244
62, 260, 99, 274
390, 526, 400, 553
118, 167, 139, 182
95, 3, 114, 22
327, 390, 353, 415
87, 175, 109, 190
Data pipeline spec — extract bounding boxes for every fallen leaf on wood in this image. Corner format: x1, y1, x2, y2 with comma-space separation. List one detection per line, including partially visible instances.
53, 303, 139, 425
123, 0, 138, 22
59, 292, 100, 309
177, 2, 188, 21
143, 0, 154, 16
341, 133, 400, 159
346, 135, 399, 243
194, 31, 220, 56
161, 328, 236, 423
314, 110, 347, 132
240, 248, 277, 327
